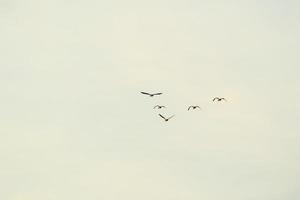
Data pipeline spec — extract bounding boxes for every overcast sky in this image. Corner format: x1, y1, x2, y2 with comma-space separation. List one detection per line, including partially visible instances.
0, 0, 300, 199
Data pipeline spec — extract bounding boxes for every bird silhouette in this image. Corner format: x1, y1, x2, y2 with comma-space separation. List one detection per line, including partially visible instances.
140, 91, 162, 97
158, 114, 174, 122
213, 97, 227, 102
154, 105, 166, 109
188, 106, 201, 111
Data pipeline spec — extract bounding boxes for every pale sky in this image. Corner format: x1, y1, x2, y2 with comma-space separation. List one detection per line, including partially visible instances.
0, 0, 300, 199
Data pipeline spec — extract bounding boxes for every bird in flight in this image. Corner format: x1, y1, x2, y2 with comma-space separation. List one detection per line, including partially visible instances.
213, 97, 227, 102
188, 105, 201, 111
154, 105, 166, 109
158, 114, 174, 122
140, 91, 162, 97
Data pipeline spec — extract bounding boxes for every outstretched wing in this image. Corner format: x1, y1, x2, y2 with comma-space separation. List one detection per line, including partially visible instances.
159, 114, 166, 120
188, 106, 192, 110
154, 105, 159, 109
220, 98, 227, 101
141, 91, 150, 95
213, 97, 219, 101
153, 93, 162, 96
195, 106, 201, 109
167, 115, 175, 120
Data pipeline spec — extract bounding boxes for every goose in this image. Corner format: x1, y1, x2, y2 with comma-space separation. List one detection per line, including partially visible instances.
213, 97, 227, 102
158, 114, 175, 122
154, 105, 166, 109
188, 106, 201, 111
140, 91, 162, 97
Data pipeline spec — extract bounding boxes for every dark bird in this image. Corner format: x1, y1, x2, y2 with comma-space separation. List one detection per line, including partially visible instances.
154, 105, 166, 109
140, 91, 162, 97
213, 97, 227, 102
158, 114, 175, 122
188, 106, 201, 111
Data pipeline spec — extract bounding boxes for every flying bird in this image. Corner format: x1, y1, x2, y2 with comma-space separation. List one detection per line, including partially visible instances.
154, 105, 166, 109
140, 91, 162, 97
213, 97, 227, 102
188, 106, 201, 111
158, 114, 175, 122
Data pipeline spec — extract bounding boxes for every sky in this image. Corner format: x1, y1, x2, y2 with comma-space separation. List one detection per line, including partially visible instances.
0, 0, 300, 199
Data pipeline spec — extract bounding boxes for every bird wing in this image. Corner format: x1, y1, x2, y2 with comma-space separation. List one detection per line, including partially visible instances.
167, 115, 175, 120
195, 106, 201, 109
141, 92, 150, 95
153, 93, 162, 95
213, 97, 219, 101
188, 106, 192, 110
221, 98, 227, 101
159, 114, 166, 120
154, 105, 159, 109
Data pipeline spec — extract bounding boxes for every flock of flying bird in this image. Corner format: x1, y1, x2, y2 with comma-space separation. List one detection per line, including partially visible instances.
140, 91, 227, 122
